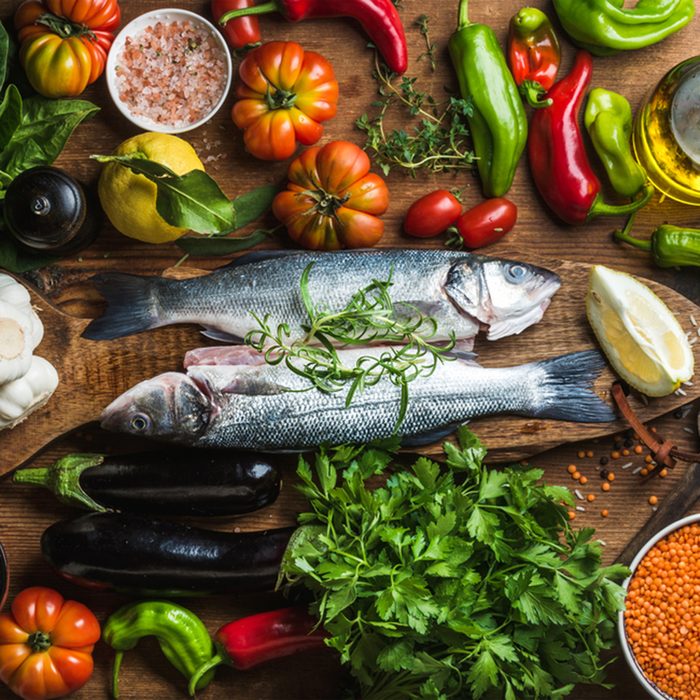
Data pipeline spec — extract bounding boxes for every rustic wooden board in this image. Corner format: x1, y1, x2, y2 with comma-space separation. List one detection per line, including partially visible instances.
0, 258, 697, 475
0, 0, 698, 698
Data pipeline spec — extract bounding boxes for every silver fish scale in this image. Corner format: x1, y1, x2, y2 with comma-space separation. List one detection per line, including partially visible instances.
159, 249, 481, 342
190, 355, 545, 450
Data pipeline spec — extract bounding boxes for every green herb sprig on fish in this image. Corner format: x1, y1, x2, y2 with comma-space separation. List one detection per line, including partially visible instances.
279, 428, 629, 700
245, 263, 456, 427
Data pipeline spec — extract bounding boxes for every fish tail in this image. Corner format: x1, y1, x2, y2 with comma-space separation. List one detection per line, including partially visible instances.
533, 350, 616, 423
82, 273, 163, 340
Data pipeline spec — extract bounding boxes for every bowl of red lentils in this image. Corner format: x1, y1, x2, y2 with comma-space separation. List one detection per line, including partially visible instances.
620, 513, 700, 700
106, 9, 232, 134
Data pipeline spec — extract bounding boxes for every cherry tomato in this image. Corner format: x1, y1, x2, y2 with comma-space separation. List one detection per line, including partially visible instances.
232, 41, 338, 161
403, 190, 462, 238
453, 198, 518, 249
273, 140, 389, 250
0, 587, 100, 700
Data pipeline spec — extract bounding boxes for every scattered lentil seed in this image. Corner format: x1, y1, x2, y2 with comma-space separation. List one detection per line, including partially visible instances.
622, 449, 630, 457
586, 494, 596, 502
577, 450, 586, 459
645, 455, 654, 464
599, 456, 609, 466
567, 464, 577, 474
567, 510, 576, 520
572, 471, 581, 481
579, 476, 588, 485
648, 495, 658, 506
585, 450, 594, 458
607, 472, 616, 482
600, 509, 609, 517
601, 482, 611, 492
600, 469, 610, 480
659, 468, 669, 478
633, 445, 643, 454
640, 468, 649, 477
611, 450, 621, 460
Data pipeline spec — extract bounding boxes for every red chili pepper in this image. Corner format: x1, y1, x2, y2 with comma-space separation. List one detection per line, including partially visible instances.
528, 50, 652, 226
449, 198, 517, 249
188, 607, 327, 694
507, 7, 560, 109
218, 0, 408, 74
212, 0, 262, 50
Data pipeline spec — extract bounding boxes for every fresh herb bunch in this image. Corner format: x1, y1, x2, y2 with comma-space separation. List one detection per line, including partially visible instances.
356, 56, 476, 176
245, 264, 455, 427
280, 428, 629, 699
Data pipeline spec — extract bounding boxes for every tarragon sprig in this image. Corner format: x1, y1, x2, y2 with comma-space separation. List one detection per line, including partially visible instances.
244, 263, 456, 427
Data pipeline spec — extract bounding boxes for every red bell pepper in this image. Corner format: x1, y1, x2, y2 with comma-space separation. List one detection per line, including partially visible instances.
528, 50, 652, 226
218, 0, 408, 74
187, 607, 327, 695
507, 7, 560, 109
212, 0, 262, 50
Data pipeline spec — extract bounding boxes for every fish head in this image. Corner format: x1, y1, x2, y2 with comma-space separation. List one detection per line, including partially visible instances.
445, 258, 561, 340
100, 372, 210, 441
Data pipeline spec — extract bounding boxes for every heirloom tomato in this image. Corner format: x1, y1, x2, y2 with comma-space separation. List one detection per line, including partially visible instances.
14, 0, 120, 97
0, 587, 100, 700
232, 41, 338, 161
273, 140, 389, 250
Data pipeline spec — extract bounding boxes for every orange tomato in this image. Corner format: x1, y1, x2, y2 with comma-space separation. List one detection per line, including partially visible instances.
232, 41, 339, 161
14, 0, 119, 97
273, 141, 389, 250
0, 587, 100, 700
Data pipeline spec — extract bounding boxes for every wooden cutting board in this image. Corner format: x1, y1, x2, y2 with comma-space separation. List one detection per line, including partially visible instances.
1, 256, 698, 476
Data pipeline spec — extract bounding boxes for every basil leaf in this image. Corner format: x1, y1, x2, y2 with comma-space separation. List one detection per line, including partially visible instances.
0, 97, 98, 179
0, 85, 22, 152
176, 229, 269, 256
232, 184, 277, 229
0, 22, 9, 91
0, 235, 57, 273
93, 154, 235, 234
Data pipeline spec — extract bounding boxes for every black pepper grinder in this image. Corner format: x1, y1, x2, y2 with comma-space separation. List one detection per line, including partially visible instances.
2, 166, 100, 256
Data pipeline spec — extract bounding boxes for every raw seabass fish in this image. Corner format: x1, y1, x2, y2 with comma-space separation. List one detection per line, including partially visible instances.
83, 249, 561, 348
100, 345, 615, 451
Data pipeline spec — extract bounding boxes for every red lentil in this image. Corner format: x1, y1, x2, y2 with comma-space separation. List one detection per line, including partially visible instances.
577, 450, 586, 459
586, 494, 596, 503
567, 510, 576, 521
572, 471, 581, 481
611, 450, 621, 460
634, 445, 644, 455
579, 476, 588, 485
648, 496, 658, 506
624, 523, 700, 699
607, 472, 616, 482
640, 468, 649, 477
600, 509, 609, 517
645, 455, 654, 464
586, 450, 594, 458
660, 468, 669, 478
601, 482, 611, 492
567, 464, 577, 474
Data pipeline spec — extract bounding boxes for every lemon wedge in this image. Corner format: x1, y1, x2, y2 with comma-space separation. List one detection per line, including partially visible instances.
585, 265, 694, 397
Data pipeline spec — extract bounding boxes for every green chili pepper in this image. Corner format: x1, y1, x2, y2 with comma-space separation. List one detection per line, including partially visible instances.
448, 0, 527, 197
614, 216, 700, 268
103, 601, 216, 698
584, 87, 648, 198
552, 0, 695, 56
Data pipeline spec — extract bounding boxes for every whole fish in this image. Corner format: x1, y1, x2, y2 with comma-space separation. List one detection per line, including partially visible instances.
83, 249, 561, 348
100, 345, 615, 451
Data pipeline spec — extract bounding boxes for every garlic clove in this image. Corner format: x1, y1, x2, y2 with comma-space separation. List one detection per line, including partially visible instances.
0, 356, 59, 430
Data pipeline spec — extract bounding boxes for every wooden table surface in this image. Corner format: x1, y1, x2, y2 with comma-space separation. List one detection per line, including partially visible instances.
0, 0, 699, 698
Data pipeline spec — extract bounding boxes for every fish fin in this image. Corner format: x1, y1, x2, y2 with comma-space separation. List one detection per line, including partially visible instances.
184, 346, 265, 368
200, 328, 244, 343
401, 421, 466, 447
82, 273, 162, 340
223, 250, 302, 268
447, 350, 480, 365
533, 351, 616, 423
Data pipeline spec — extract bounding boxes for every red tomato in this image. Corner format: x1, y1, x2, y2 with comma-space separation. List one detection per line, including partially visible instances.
273, 140, 389, 250
403, 190, 462, 238
0, 587, 100, 700
454, 198, 518, 249
232, 41, 338, 161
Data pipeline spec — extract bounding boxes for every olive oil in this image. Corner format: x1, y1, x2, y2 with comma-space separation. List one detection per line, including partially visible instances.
633, 56, 700, 206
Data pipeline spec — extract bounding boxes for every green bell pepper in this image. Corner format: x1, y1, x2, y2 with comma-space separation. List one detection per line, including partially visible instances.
103, 601, 216, 698
448, 0, 527, 197
614, 216, 700, 268
552, 0, 695, 56
584, 87, 648, 198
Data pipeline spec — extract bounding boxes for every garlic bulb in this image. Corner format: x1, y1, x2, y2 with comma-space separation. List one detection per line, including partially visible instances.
0, 274, 43, 346
0, 356, 59, 430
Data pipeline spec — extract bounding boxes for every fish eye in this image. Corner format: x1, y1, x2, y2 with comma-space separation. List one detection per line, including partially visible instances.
130, 413, 150, 432
505, 264, 531, 284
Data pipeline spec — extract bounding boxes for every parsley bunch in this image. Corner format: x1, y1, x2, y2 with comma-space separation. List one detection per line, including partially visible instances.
280, 428, 629, 699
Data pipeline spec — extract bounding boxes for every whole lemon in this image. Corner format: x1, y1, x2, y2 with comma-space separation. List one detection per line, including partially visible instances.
98, 132, 204, 244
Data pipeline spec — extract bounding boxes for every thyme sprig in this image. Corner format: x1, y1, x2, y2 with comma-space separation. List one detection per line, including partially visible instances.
356, 55, 476, 176
416, 14, 437, 71
244, 264, 456, 426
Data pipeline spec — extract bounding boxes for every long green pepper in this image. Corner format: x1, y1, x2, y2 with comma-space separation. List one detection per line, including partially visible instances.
448, 0, 527, 197
103, 601, 216, 698
553, 0, 695, 55
615, 216, 700, 268
584, 87, 648, 198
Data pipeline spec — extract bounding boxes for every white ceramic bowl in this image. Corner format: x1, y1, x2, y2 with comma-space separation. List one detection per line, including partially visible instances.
105, 8, 232, 134
618, 513, 700, 699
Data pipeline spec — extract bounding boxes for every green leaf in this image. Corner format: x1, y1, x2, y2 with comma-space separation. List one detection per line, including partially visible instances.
0, 98, 98, 179
467, 649, 499, 698
0, 235, 57, 273
480, 469, 508, 500
0, 84, 22, 153
92, 154, 234, 233
466, 506, 499, 544
0, 22, 9, 91
231, 184, 277, 229
176, 230, 269, 256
